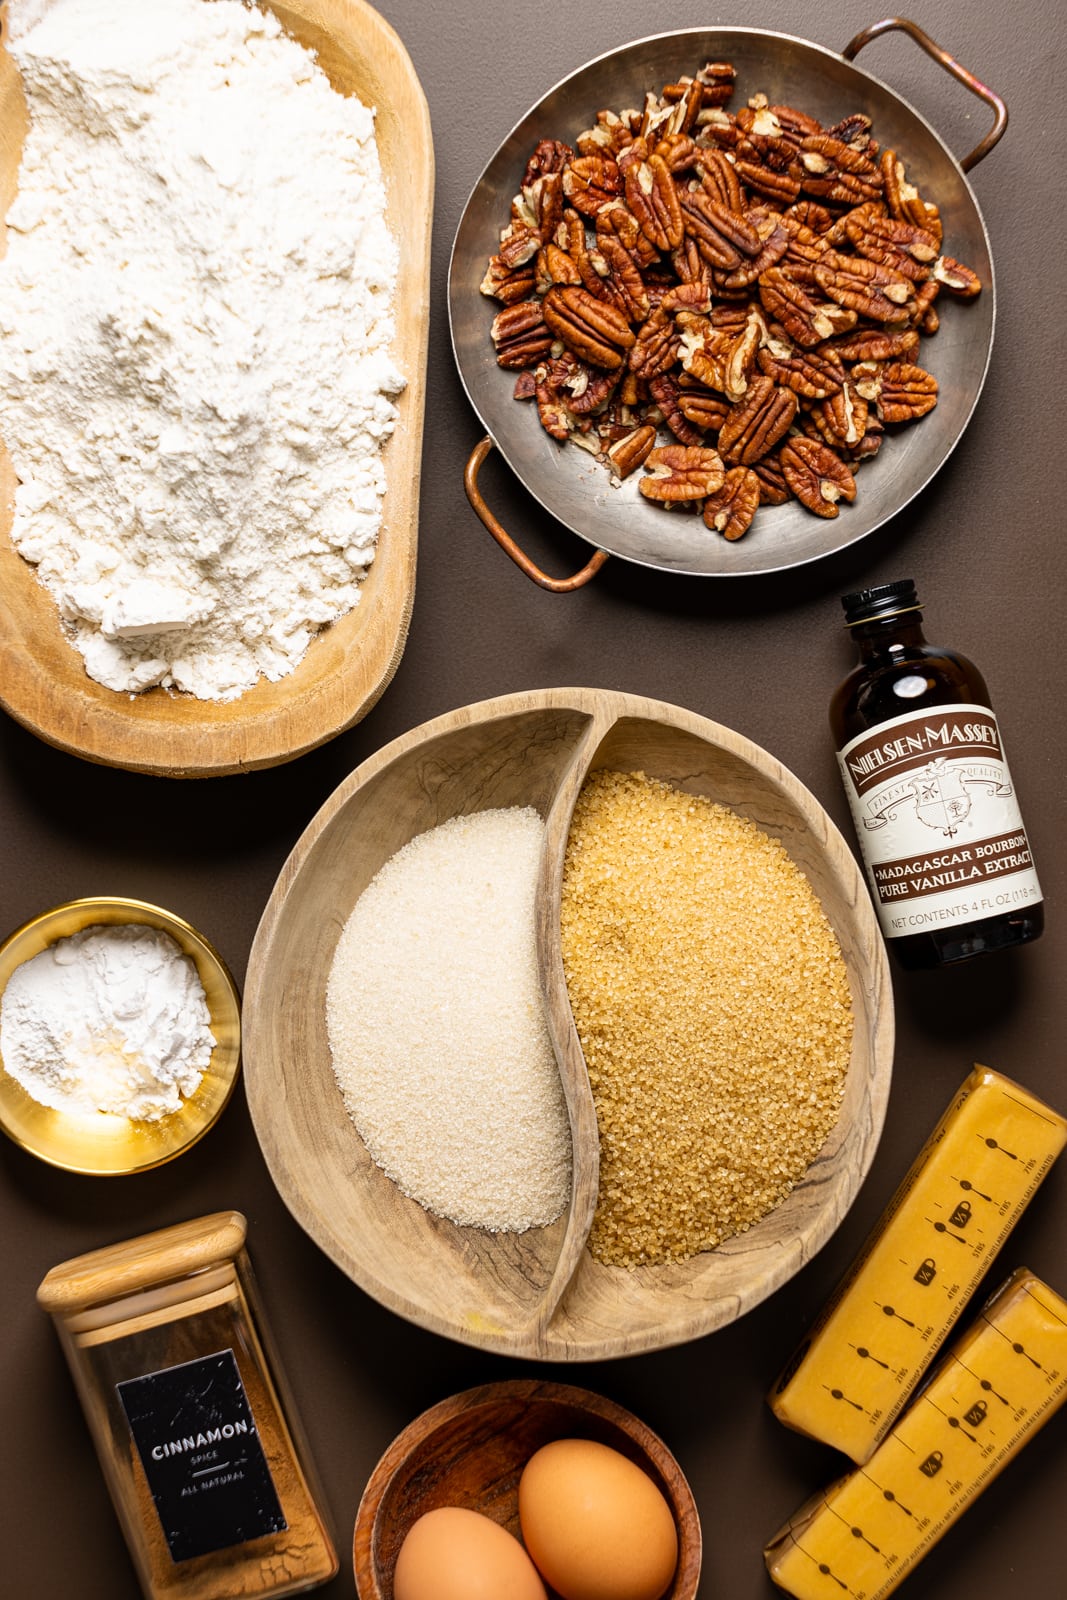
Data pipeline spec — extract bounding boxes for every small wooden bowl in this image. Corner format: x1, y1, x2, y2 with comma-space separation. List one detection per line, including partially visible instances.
244, 687, 894, 1357
0, 0, 432, 776
353, 1379, 702, 1600
0, 896, 241, 1174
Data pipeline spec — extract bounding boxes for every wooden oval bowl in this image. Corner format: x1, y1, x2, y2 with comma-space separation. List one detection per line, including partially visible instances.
0, 0, 432, 776
352, 1379, 701, 1600
243, 688, 894, 1358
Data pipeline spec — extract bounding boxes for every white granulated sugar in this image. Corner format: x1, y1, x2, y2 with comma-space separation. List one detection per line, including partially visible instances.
0, 923, 216, 1121
325, 807, 572, 1233
0, 0, 403, 701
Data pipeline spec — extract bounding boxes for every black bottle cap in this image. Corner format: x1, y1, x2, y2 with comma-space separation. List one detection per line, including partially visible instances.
841, 579, 921, 626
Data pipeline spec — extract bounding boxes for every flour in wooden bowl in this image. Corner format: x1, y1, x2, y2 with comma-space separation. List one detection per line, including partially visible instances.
326, 808, 571, 1232
0, 0, 402, 701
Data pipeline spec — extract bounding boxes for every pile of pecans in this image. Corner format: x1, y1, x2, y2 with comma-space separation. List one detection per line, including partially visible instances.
481, 63, 981, 540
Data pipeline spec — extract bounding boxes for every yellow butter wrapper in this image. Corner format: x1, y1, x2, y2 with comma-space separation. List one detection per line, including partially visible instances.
769, 1066, 1066, 1462
765, 1269, 1067, 1600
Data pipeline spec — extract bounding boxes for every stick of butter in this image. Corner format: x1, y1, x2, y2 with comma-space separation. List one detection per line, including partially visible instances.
769, 1066, 1066, 1463
765, 1269, 1067, 1600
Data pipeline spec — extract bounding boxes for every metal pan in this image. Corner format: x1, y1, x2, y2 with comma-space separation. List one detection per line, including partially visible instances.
448, 20, 1006, 588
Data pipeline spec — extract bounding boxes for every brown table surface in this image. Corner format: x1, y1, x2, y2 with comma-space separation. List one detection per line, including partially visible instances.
2, 2, 1064, 1596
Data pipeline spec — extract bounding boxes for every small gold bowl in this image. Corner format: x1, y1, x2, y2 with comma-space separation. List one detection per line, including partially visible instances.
0, 896, 241, 1175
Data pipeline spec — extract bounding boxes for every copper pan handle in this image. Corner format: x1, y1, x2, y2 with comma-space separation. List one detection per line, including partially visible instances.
843, 17, 1007, 171
463, 436, 609, 592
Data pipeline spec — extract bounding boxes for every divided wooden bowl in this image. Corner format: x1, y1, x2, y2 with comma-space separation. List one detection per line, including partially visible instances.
0, 0, 432, 776
352, 1378, 702, 1600
243, 688, 894, 1359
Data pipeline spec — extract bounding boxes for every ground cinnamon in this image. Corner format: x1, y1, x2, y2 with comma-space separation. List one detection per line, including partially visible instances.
37, 1211, 338, 1598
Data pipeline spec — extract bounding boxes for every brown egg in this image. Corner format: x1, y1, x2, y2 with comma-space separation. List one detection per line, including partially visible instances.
393, 1505, 547, 1600
518, 1438, 679, 1600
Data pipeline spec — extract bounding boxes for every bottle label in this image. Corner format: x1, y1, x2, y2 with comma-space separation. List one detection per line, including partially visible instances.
837, 703, 1042, 940
117, 1348, 287, 1563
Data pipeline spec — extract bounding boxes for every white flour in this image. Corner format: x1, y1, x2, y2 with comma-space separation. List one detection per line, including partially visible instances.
0, 0, 403, 701
0, 923, 216, 1121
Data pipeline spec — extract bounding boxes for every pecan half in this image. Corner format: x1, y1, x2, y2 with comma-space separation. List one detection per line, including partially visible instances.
799, 134, 882, 204
912, 278, 941, 335
694, 61, 738, 106
780, 436, 857, 517
655, 131, 700, 173
702, 466, 762, 540
880, 149, 941, 242
606, 423, 657, 478
480, 255, 537, 305
824, 326, 919, 363
758, 338, 845, 399
759, 267, 837, 347
721, 311, 765, 402
554, 354, 619, 416
814, 253, 914, 324
596, 233, 651, 320
658, 281, 714, 315
826, 112, 875, 152
594, 201, 644, 259
933, 255, 982, 298
677, 382, 730, 433
675, 312, 729, 390
629, 307, 681, 380
562, 155, 621, 217
753, 452, 791, 505
766, 104, 824, 146
532, 362, 574, 440
718, 375, 798, 464
779, 210, 831, 267
534, 243, 582, 296
787, 198, 834, 235
845, 208, 939, 272
648, 373, 705, 444
679, 188, 753, 269
720, 219, 790, 290
542, 286, 636, 370
622, 144, 684, 249
877, 361, 939, 423
733, 151, 801, 206
696, 148, 744, 211
814, 381, 869, 447
661, 79, 705, 136
523, 139, 573, 185
491, 301, 554, 368
515, 172, 565, 240
639, 444, 725, 501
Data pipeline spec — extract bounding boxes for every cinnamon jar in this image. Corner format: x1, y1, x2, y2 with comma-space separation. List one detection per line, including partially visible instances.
37, 1211, 338, 1598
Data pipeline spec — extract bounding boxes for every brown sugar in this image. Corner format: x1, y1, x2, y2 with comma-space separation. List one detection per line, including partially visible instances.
560, 771, 853, 1268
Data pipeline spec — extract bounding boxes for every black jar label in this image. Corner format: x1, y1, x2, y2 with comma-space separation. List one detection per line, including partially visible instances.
117, 1348, 287, 1563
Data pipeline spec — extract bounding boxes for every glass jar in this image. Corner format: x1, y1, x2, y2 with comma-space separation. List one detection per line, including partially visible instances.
37, 1211, 338, 1599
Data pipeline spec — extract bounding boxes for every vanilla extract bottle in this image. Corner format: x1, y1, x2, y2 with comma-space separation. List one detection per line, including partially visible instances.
831, 580, 1043, 969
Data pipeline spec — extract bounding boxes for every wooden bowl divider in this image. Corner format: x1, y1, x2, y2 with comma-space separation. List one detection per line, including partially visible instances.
0, 0, 432, 776
243, 688, 894, 1359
